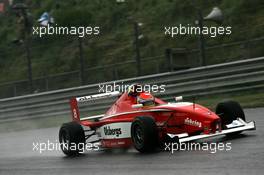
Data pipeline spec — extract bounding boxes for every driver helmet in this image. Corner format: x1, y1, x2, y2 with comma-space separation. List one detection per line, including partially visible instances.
137, 92, 155, 106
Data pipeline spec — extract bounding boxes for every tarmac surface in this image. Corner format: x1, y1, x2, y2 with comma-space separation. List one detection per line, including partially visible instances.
0, 108, 263, 175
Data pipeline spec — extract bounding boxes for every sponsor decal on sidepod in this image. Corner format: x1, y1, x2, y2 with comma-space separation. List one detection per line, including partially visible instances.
103, 126, 122, 137
184, 118, 202, 128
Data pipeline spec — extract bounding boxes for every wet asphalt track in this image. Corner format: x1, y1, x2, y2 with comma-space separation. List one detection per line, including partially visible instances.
0, 108, 263, 175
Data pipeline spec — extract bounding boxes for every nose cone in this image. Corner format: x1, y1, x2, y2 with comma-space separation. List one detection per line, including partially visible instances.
155, 102, 220, 121
190, 104, 219, 120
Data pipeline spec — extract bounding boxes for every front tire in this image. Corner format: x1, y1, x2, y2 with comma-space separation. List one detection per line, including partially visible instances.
59, 122, 85, 156
216, 101, 246, 136
131, 116, 158, 153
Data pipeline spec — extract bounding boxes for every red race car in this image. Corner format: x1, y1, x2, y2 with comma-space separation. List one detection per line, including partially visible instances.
59, 84, 256, 156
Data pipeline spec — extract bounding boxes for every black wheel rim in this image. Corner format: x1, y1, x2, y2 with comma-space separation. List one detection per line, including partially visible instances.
133, 124, 144, 146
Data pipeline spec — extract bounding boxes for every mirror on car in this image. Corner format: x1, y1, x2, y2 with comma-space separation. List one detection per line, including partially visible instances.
175, 96, 183, 102
132, 104, 143, 108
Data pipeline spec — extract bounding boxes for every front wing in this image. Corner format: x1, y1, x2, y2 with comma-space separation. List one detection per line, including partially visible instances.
167, 118, 256, 143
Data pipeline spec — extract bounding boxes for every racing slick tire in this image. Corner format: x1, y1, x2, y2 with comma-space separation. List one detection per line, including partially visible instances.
216, 101, 246, 137
59, 122, 85, 156
131, 116, 158, 153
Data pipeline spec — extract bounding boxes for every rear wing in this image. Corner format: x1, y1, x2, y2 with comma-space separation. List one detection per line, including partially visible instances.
70, 91, 121, 122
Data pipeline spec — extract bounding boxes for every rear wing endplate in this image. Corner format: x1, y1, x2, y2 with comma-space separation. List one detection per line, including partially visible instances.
70, 91, 121, 122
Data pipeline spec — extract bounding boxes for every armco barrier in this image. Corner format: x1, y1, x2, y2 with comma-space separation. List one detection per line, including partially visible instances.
0, 56, 264, 122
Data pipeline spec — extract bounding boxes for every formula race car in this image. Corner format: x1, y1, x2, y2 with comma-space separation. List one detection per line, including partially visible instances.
59, 84, 256, 156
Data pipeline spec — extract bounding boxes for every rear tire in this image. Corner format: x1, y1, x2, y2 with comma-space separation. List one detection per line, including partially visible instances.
59, 122, 85, 156
131, 116, 158, 153
216, 101, 245, 137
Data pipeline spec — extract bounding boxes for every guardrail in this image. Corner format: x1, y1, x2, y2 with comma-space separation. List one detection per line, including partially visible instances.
0, 56, 264, 122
